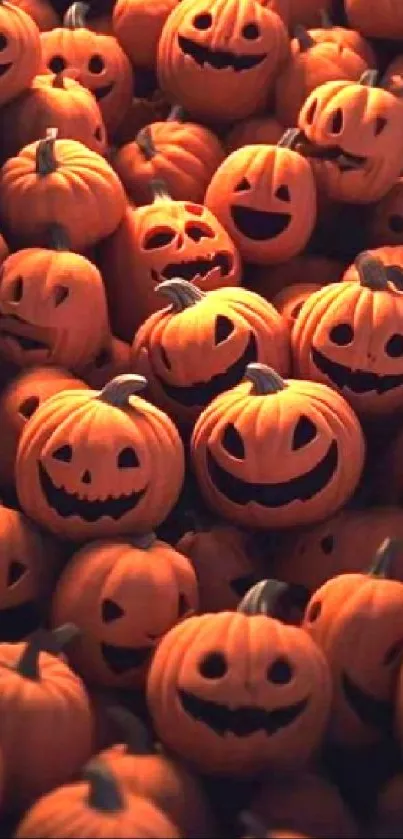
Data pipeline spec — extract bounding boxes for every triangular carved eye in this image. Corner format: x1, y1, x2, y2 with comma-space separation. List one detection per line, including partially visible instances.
7, 561, 26, 587
18, 396, 40, 419
234, 177, 250, 192
292, 415, 317, 450
222, 423, 245, 459
374, 116, 387, 136
215, 315, 234, 344
101, 599, 124, 623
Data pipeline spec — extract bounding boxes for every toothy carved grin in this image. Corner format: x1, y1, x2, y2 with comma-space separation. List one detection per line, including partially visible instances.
312, 347, 403, 394
177, 36, 266, 71
179, 688, 308, 736
154, 252, 232, 284
294, 132, 367, 172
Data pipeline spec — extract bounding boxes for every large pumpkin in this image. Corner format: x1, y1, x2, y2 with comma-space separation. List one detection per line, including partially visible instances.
16, 374, 185, 540
191, 363, 365, 529
132, 279, 290, 426
0, 1, 41, 107
345, 0, 403, 39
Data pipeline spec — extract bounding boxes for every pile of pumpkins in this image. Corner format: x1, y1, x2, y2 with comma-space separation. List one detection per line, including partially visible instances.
3, 0, 403, 835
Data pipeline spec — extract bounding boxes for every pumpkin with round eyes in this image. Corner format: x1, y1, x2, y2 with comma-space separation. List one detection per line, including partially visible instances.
345, 0, 403, 39
0, 232, 110, 372
0, 72, 107, 161
191, 363, 365, 529
113, 106, 225, 207
226, 115, 284, 154
205, 137, 317, 265
0, 2, 41, 108
16, 374, 185, 541
274, 28, 368, 129
10, 0, 59, 31
113, 0, 179, 70
147, 594, 331, 775
303, 538, 403, 747
0, 134, 126, 252
368, 180, 403, 248
0, 366, 88, 493
99, 185, 241, 342
79, 336, 131, 389
52, 532, 198, 688
40, 3, 133, 135
292, 250, 403, 417
296, 73, 403, 204
132, 279, 290, 426
272, 282, 323, 327
248, 255, 344, 302
157, 0, 290, 124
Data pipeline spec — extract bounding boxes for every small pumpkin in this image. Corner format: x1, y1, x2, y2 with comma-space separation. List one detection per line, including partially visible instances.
8, 0, 59, 31
16, 374, 185, 540
0, 133, 126, 252
157, 0, 290, 123
248, 255, 344, 302
191, 363, 365, 529
15, 760, 182, 839
79, 336, 132, 389
132, 279, 290, 426
99, 184, 241, 342
272, 282, 323, 327
205, 135, 317, 265
112, 0, 179, 69
304, 10, 375, 65
0, 1, 41, 107
345, 0, 403, 40
303, 539, 403, 747
51, 532, 198, 688
113, 105, 225, 206
368, 179, 403, 248
226, 115, 284, 154
292, 250, 403, 417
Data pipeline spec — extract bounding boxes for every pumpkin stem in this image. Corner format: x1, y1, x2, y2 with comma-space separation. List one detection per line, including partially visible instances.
84, 760, 125, 812
107, 706, 155, 756
277, 128, 303, 150
129, 532, 157, 550
97, 374, 148, 407
136, 126, 156, 161
47, 223, 71, 251
319, 8, 333, 27
355, 251, 388, 290
239, 811, 268, 838
359, 69, 379, 87
15, 638, 41, 681
166, 104, 186, 122
36, 129, 58, 176
151, 178, 171, 201
157, 278, 205, 311
52, 73, 66, 89
294, 24, 315, 51
244, 363, 286, 395
237, 578, 310, 619
63, 1, 88, 28
50, 623, 81, 651
368, 537, 402, 578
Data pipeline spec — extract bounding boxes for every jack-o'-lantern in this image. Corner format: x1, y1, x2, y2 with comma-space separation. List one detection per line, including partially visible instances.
0, 233, 110, 372
113, 0, 179, 69
345, 0, 403, 39
157, 0, 290, 123
147, 599, 331, 775
205, 136, 317, 265
132, 280, 290, 426
0, 1, 41, 107
248, 255, 344, 302
16, 374, 185, 540
79, 336, 131, 389
99, 186, 241, 342
11, 0, 59, 32
303, 538, 403, 747
40, 3, 133, 134
0, 366, 88, 492
296, 72, 403, 204
307, 10, 375, 65
52, 533, 198, 688
292, 250, 403, 417
191, 363, 365, 529
368, 180, 403, 248
226, 116, 284, 154
272, 283, 322, 327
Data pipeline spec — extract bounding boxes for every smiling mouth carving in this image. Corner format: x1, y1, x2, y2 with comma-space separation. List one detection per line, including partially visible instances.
0, 62, 12, 78
38, 461, 146, 522
295, 133, 367, 172
179, 689, 308, 736
230, 206, 291, 240
312, 347, 403, 395
0, 601, 41, 642
93, 82, 114, 101
156, 332, 257, 407
154, 253, 232, 284
101, 642, 152, 674
178, 36, 266, 71
207, 440, 338, 507
0, 314, 49, 352
342, 672, 394, 732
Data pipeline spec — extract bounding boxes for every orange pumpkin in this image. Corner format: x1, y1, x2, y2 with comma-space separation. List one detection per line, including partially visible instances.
258, 0, 331, 29
113, 86, 171, 147
248, 255, 344, 302
205, 136, 317, 265
368, 179, 403, 248
51, 533, 198, 688
132, 280, 290, 426
79, 336, 132, 389
306, 10, 375, 65
382, 55, 403, 98
226, 115, 284, 154
10, 0, 59, 31
191, 363, 365, 529
272, 282, 322, 327
0, 1, 41, 107
63, 2, 114, 36
345, 0, 403, 39
157, 0, 290, 122
16, 374, 185, 541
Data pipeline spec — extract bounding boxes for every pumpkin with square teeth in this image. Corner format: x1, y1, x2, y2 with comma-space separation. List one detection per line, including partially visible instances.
132, 280, 290, 426
292, 250, 403, 417
191, 363, 365, 528
147, 596, 331, 775
157, 0, 289, 123
99, 184, 241, 342
303, 539, 403, 747
15, 374, 185, 540
0, 1, 41, 107
52, 532, 197, 688
204, 137, 317, 265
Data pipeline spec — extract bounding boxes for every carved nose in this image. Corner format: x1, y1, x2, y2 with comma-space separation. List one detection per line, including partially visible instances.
81, 470, 92, 484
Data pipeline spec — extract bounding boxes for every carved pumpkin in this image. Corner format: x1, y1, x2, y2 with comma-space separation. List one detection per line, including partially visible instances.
113, 106, 225, 206
191, 363, 365, 529
205, 136, 317, 265
0, 1, 41, 107
296, 72, 403, 204
292, 250, 403, 417
10, 0, 59, 31
0, 133, 126, 252
273, 282, 322, 327
132, 280, 290, 426
113, 0, 179, 69
0, 365, 88, 492
0, 231, 110, 372
368, 179, 403, 248
157, 0, 290, 123
274, 27, 368, 129
15, 761, 182, 839
147, 598, 331, 775
99, 186, 241, 342
40, 3, 133, 134
79, 336, 131, 389
52, 532, 198, 688
16, 374, 185, 540
306, 10, 375, 65
226, 116, 284, 154
303, 539, 403, 747
0, 632, 93, 811
345, 0, 403, 39
248, 255, 344, 302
